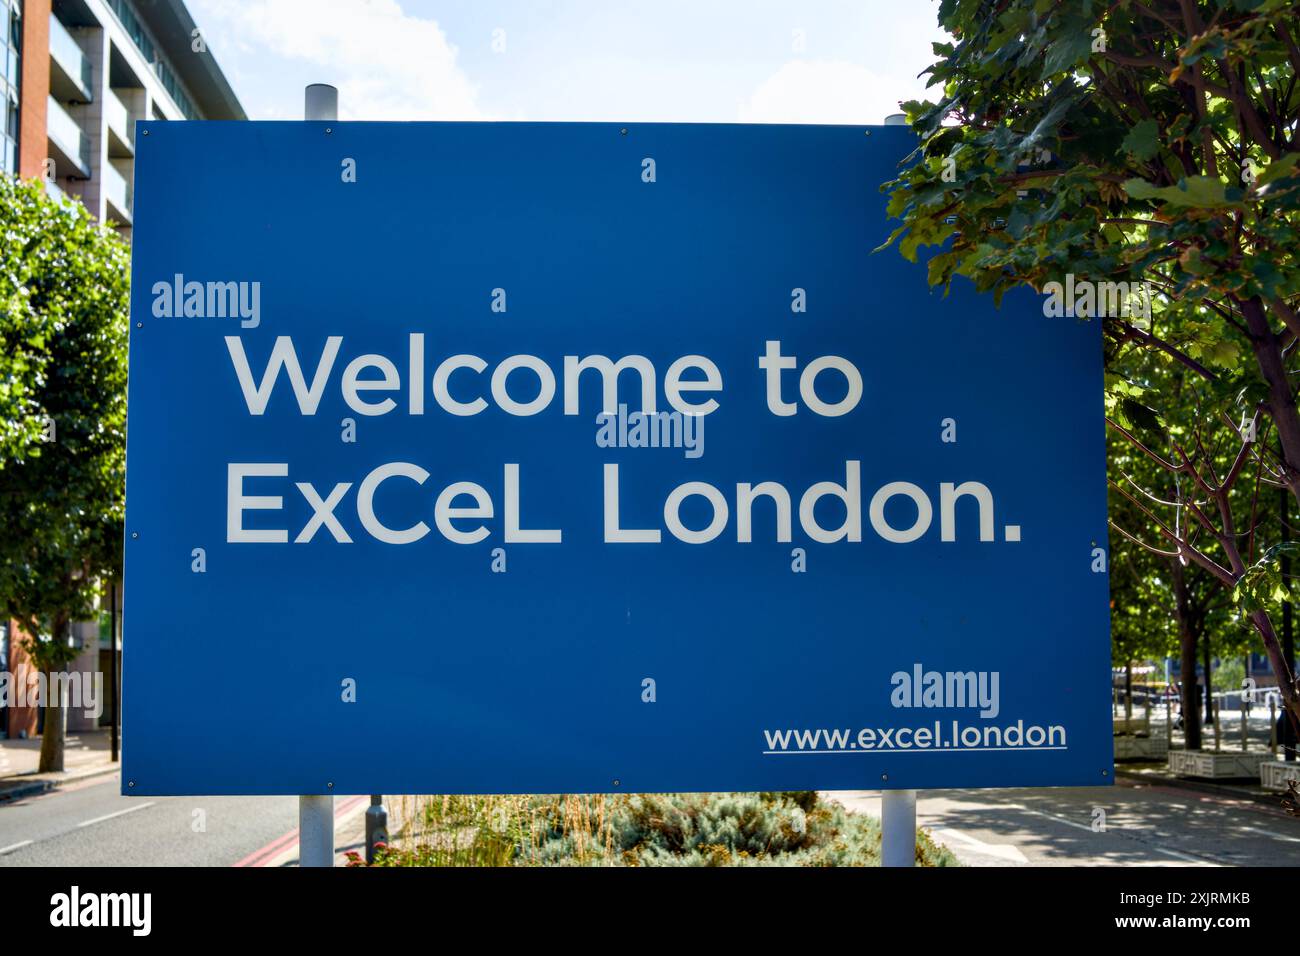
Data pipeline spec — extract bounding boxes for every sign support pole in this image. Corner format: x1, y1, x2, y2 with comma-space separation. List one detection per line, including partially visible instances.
295, 82, 340, 869
881, 789, 916, 867
299, 795, 334, 867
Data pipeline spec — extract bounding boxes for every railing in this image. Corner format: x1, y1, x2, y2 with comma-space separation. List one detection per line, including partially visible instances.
48, 15, 93, 100
103, 162, 133, 219
46, 96, 90, 175
105, 0, 197, 119
105, 89, 134, 148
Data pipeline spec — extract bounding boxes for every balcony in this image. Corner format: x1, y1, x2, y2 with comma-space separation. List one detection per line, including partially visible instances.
103, 161, 133, 225
46, 96, 91, 180
106, 89, 135, 158
48, 15, 93, 105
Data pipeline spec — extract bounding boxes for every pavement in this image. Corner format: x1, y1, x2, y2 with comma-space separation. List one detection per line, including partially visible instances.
825, 776, 1300, 866
0, 729, 121, 803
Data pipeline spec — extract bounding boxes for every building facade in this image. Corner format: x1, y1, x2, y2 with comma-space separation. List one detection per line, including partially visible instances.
2, 0, 243, 739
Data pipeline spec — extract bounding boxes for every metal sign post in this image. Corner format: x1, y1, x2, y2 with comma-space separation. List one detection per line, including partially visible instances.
295, 83, 339, 869
299, 794, 334, 868
881, 789, 917, 867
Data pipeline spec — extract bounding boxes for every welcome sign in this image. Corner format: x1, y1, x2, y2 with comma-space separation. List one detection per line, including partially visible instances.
122, 122, 1111, 795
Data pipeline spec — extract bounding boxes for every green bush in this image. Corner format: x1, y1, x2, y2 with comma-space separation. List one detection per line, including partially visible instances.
349, 792, 959, 867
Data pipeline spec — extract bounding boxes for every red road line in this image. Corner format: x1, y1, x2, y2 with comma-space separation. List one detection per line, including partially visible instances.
233, 795, 367, 868
232, 828, 300, 868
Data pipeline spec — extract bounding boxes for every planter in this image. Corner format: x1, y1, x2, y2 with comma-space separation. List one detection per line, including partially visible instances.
1114, 735, 1168, 762
1259, 760, 1300, 792
1167, 749, 1269, 780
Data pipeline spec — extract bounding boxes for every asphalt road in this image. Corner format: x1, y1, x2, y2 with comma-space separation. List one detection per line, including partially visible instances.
0, 771, 299, 867
832, 779, 1300, 866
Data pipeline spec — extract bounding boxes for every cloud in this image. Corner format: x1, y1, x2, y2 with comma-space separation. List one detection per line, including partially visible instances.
191, 0, 487, 120
738, 59, 917, 125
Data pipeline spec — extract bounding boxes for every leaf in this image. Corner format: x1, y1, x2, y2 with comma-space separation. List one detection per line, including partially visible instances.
1021, 88, 1078, 153
1256, 153, 1299, 186
1123, 176, 1234, 209
1041, 30, 1092, 77
1119, 119, 1160, 161
1120, 398, 1165, 437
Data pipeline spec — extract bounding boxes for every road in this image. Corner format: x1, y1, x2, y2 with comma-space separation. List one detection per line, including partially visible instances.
830, 778, 1300, 866
3, 770, 1299, 866
0, 771, 301, 866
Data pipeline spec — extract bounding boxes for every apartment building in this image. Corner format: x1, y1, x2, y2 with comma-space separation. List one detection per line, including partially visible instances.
8, 0, 243, 228
1, 0, 243, 740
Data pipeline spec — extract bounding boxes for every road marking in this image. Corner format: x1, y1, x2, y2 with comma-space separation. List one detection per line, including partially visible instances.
0, 840, 33, 855
1152, 845, 1215, 864
234, 795, 367, 868
1238, 825, 1300, 844
232, 828, 300, 868
1017, 806, 1094, 833
932, 828, 1028, 863
1014, 805, 1217, 866
77, 802, 155, 828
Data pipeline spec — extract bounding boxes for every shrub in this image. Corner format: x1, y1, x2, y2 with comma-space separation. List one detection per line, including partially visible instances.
349, 791, 958, 867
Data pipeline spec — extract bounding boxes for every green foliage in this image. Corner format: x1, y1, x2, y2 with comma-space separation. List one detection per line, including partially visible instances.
882, 2, 1300, 708
881, 0, 1299, 343
1234, 542, 1299, 612
351, 792, 958, 868
1212, 655, 1245, 694
0, 174, 130, 667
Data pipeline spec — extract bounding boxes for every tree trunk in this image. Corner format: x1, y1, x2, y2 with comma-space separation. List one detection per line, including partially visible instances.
1244, 298, 1300, 507
37, 614, 69, 774
1247, 608, 1300, 752
37, 668, 66, 773
1171, 560, 1201, 750
1282, 487, 1297, 761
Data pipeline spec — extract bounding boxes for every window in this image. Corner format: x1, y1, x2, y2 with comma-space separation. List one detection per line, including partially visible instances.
105, 0, 197, 119
0, 0, 19, 173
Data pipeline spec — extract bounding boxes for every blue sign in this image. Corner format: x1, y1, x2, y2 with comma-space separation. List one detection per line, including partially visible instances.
123, 122, 1111, 795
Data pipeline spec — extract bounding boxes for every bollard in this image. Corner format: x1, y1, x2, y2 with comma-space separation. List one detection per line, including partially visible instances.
1166, 687, 1173, 750
1270, 697, 1278, 757
365, 794, 388, 863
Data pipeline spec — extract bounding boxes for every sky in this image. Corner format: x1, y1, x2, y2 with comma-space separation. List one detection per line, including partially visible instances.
186, 0, 951, 123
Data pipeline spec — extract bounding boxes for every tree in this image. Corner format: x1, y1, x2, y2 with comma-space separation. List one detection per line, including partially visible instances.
1108, 466, 1178, 722
881, 0, 1300, 743
0, 175, 129, 772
